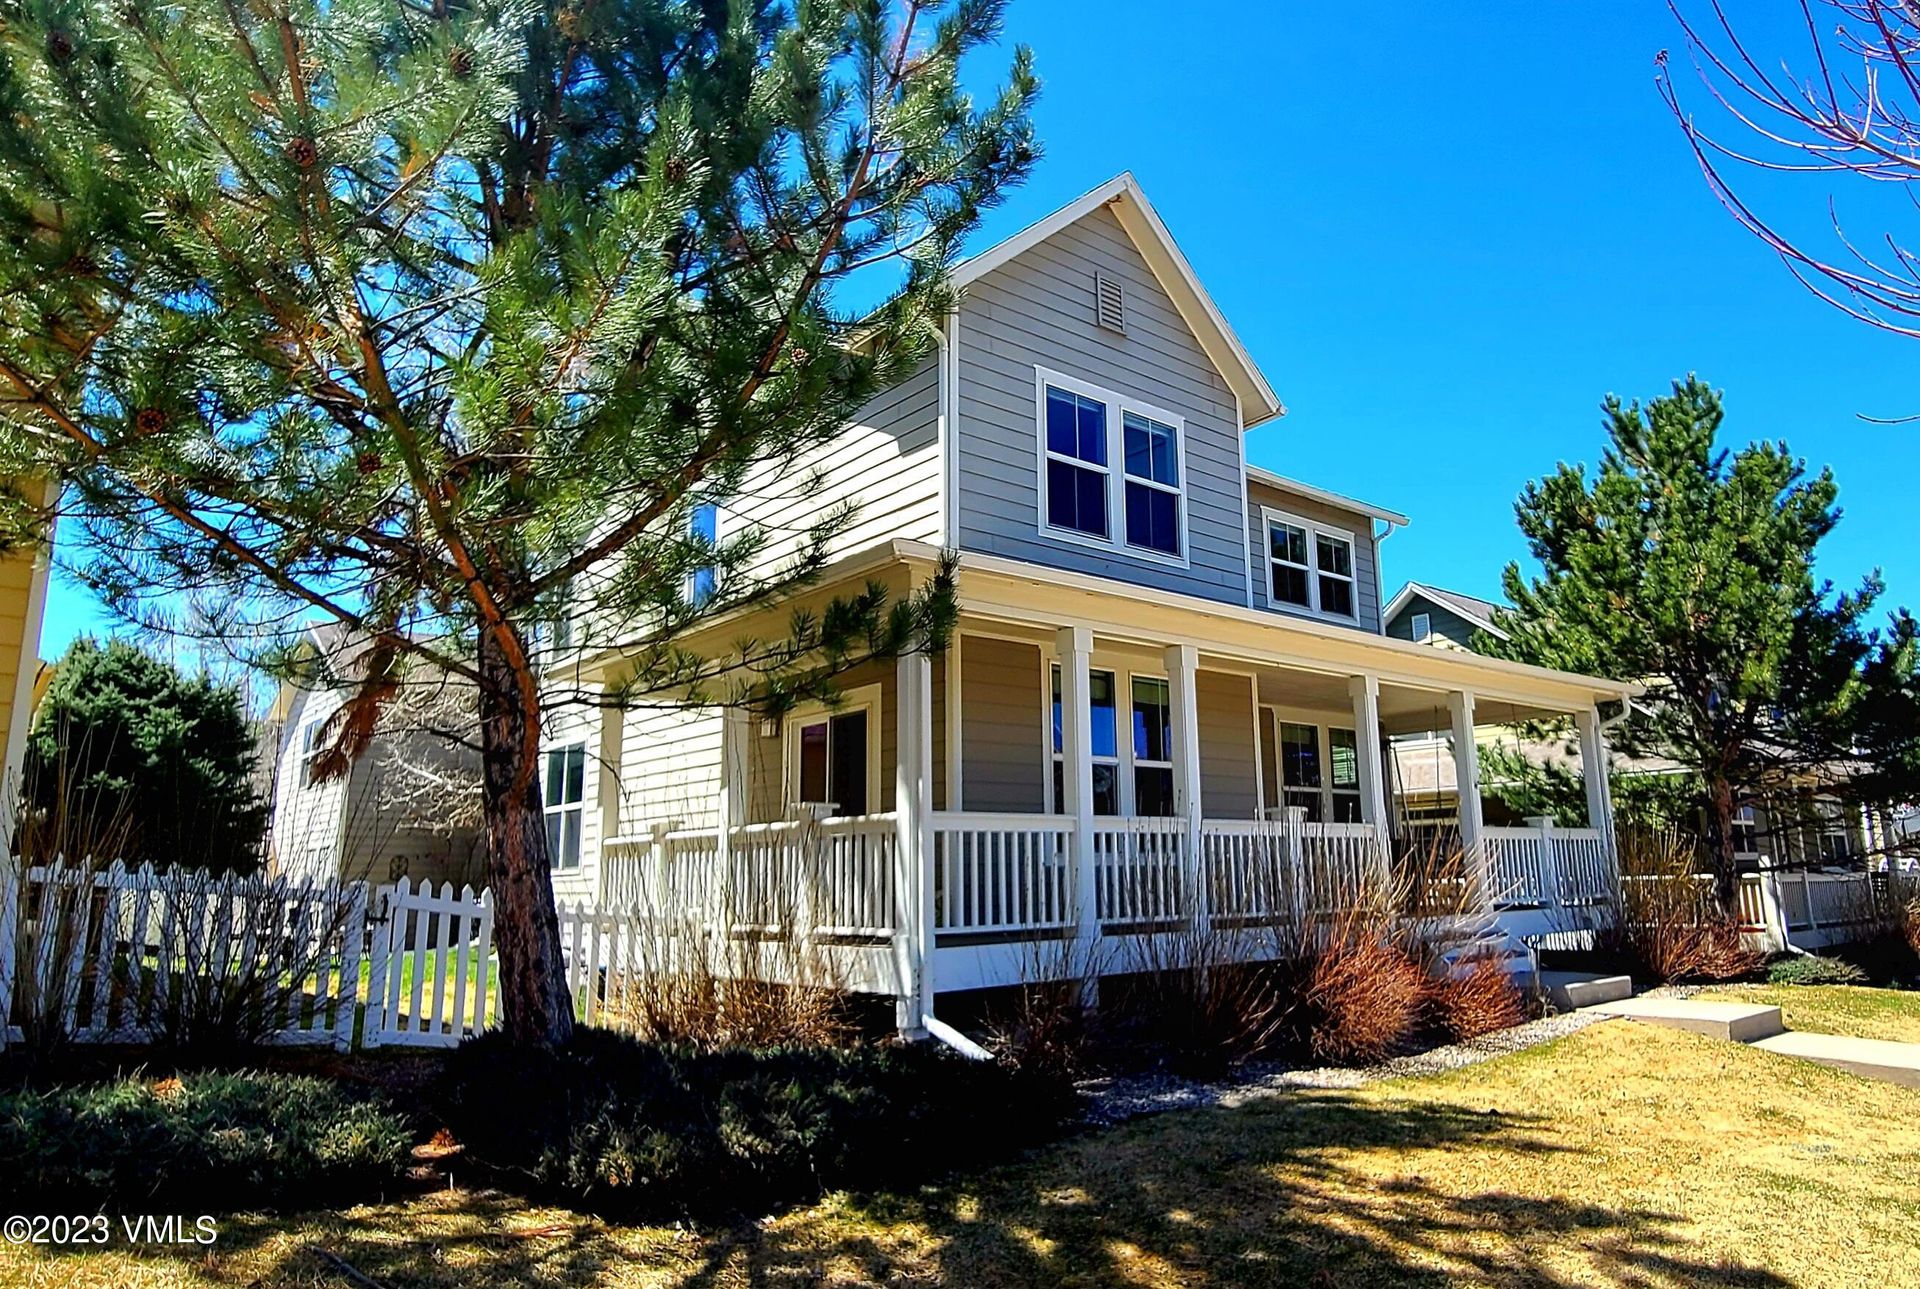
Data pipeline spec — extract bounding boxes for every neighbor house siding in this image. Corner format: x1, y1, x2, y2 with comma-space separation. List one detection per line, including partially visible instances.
269, 687, 349, 883
959, 635, 1046, 813
952, 205, 1248, 605
1384, 595, 1484, 650
1197, 670, 1260, 820
725, 358, 942, 582
1245, 479, 1382, 633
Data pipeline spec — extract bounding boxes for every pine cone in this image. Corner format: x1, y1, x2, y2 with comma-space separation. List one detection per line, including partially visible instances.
46, 31, 74, 65
357, 451, 382, 475
664, 157, 687, 184
448, 46, 474, 79
555, 6, 581, 39
285, 136, 318, 169
134, 407, 167, 435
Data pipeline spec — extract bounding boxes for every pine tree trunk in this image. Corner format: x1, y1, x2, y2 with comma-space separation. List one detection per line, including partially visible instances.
1706, 774, 1739, 920
477, 627, 575, 1048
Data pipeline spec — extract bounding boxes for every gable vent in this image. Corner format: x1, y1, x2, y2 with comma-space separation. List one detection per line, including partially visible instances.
1094, 271, 1126, 333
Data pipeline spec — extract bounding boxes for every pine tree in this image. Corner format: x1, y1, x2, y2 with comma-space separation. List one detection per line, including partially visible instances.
25, 639, 268, 873
1485, 376, 1912, 915
0, 0, 1037, 1045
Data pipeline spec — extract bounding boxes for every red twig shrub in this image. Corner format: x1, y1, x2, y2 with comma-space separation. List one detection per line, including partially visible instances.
1606, 829, 1763, 984
1299, 934, 1427, 1065
1428, 957, 1526, 1041
1904, 896, 1920, 961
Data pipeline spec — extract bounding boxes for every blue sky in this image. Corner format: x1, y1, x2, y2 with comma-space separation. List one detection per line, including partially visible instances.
37, 1, 1918, 656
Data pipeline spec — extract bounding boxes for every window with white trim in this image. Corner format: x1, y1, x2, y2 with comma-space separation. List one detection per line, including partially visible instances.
1328, 727, 1363, 822
1044, 385, 1109, 540
786, 685, 881, 818
543, 742, 586, 871
1037, 369, 1187, 563
1278, 720, 1323, 821
1272, 717, 1365, 824
1731, 805, 1760, 859
1130, 676, 1175, 815
298, 718, 325, 788
1263, 507, 1360, 621
689, 502, 719, 606
1051, 664, 1120, 815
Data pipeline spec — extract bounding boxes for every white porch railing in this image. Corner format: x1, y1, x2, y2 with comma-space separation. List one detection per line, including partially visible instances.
931, 812, 1074, 936
1093, 816, 1187, 927
1481, 820, 1616, 911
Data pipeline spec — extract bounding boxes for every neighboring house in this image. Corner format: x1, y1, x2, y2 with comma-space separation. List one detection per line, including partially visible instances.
267, 624, 485, 888
1384, 579, 1905, 874
542, 174, 1638, 1027
0, 480, 54, 840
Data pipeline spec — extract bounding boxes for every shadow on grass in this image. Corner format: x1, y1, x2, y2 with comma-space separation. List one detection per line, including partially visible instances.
36, 1090, 1792, 1288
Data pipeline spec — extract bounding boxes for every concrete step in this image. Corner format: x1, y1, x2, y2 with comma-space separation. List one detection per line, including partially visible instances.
1751, 1031, 1920, 1088
1585, 996, 1786, 1042
1539, 971, 1633, 1011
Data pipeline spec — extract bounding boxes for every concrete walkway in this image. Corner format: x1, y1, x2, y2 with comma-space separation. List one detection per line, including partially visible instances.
1579, 990, 1920, 1088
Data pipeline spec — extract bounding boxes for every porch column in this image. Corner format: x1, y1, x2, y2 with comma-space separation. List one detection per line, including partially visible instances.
1447, 690, 1488, 907
895, 651, 934, 1037
1574, 706, 1616, 856
1347, 674, 1389, 829
1057, 627, 1100, 964
717, 706, 749, 911
1165, 644, 1205, 926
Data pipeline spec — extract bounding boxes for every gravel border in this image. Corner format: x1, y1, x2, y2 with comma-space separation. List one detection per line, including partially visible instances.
1074, 1008, 1614, 1127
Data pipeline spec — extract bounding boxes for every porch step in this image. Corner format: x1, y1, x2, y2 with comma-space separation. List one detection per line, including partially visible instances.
1538, 971, 1633, 1011
1584, 997, 1785, 1043
1750, 1031, 1920, 1088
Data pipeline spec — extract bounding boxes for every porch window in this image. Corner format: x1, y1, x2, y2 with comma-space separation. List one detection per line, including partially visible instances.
1279, 721, 1323, 822
1051, 664, 1120, 815
1329, 727, 1363, 823
1131, 676, 1175, 816
1816, 801, 1854, 865
1263, 507, 1361, 622
794, 708, 870, 817
543, 742, 586, 871
1731, 805, 1760, 859
1044, 385, 1109, 539
1122, 412, 1181, 557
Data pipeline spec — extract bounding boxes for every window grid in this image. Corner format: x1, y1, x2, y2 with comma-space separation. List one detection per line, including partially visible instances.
1036, 368, 1187, 566
543, 742, 587, 871
1263, 507, 1361, 622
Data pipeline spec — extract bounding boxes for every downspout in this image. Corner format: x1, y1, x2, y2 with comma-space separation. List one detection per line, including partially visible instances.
1371, 518, 1398, 633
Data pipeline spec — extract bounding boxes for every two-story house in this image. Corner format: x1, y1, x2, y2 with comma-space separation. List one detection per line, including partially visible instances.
544, 175, 1638, 1031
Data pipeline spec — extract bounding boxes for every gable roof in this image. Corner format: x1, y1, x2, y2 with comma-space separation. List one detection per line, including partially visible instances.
1384, 581, 1511, 642
952, 173, 1285, 428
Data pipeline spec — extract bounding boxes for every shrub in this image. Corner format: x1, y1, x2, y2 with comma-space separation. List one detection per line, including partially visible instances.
1604, 829, 1764, 983
1905, 895, 1920, 961
1428, 956, 1528, 1041
1298, 934, 1428, 1065
0, 1072, 411, 1210
1766, 953, 1868, 986
436, 1027, 1072, 1219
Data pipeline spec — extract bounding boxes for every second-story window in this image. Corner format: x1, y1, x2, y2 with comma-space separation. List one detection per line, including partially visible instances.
689, 502, 718, 606
1044, 386, 1109, 539
1037, 368, 1187, 564
1264, 507, 1360, 622
299, 718, 325, 787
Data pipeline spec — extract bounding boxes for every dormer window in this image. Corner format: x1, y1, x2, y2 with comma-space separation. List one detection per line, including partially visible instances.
1263, 506, 1359, 622
1036, 367, 1187, 565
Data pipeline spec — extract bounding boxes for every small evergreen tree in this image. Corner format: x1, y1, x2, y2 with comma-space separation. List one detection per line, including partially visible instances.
0, 0, 1036, 1044
24, 639, 267, 873
1487, 376, 1916, 915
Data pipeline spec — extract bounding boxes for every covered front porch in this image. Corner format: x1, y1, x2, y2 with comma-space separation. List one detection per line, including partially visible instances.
599, 548, 1633, 1028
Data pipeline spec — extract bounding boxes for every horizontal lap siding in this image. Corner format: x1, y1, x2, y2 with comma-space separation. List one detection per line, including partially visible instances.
1198, 670, 1260, 820
1385, 597, 1481, 649
1245, 480, 1382, 632
269, 688, 347, 881
726, 359, 941, 581
616, 703, 723, 834
955, 207, 1247, 605
960, 635, 1045, 813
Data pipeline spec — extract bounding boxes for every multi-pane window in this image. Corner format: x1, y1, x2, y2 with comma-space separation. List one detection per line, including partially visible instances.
1044, 385, 1109, 539
1731, 805, 1760, 858
1279, 721, 1323, 821
299, 720, 325, 787
1268, 519, 1312, 607
1328, 727, 1363, 822
1317, 533, 1355, 618
1122, 412, 1181, 556
543, 742, 586, 871
1052, 665, 1120, 815
1264, 508, 1361, 621
1038, 370, 1186, 562
689, 503, 718, 606
1131, 676, 1175, 815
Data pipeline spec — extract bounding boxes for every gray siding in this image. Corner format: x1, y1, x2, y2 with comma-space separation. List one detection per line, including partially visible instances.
1198, 669, 1260, 819
1246, 479, 1382, 633
960, 635, 1046, 812
1385, 594, 1484, 650
953, 206, 1248, 604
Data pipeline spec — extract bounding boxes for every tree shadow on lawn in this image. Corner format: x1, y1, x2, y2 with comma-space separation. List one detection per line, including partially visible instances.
51, 1090, 1792, 1288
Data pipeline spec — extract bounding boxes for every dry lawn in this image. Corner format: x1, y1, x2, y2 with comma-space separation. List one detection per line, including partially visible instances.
6, 1021, 1917, 1288
1703, 982, 1920, 1045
